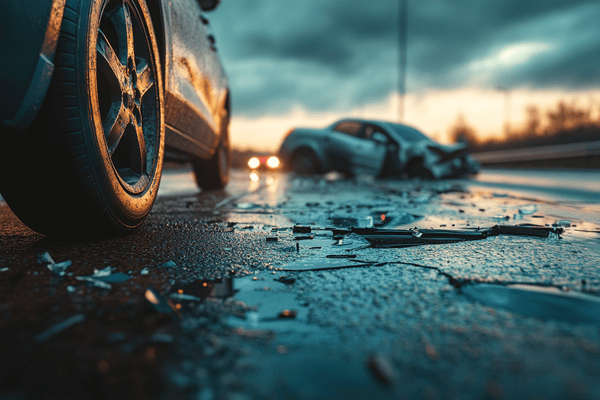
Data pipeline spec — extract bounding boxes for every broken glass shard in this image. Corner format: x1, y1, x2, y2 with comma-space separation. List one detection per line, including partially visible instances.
47, 260, 71, 276
34, 313, 86, 343
145, 287, 177, 314
172, 277, 235, 300
160, 260, 177, 268
37, 252, 55, 264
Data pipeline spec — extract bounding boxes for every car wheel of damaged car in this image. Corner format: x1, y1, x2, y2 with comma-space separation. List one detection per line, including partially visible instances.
407, 160, 434, 180
192, 122, 230, 190
0, 0, 164, 236
291, 149, 320, 175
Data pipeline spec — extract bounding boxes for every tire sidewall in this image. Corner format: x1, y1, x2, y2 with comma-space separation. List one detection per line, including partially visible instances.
77, 0, 164, 228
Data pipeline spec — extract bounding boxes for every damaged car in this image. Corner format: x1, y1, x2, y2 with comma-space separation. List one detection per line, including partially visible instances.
278, 119, 479, 178
0, 0, 230, 236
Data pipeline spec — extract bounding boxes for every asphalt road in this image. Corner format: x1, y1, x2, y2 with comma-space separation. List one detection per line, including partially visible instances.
1, 167, 600, 400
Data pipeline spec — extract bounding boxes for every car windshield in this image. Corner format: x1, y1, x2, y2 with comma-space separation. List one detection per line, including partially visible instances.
389, 124, 431, 142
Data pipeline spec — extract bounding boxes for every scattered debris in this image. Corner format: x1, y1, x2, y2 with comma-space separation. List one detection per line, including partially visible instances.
92, 266, 115, 278
236, 202, 261, 210
367, 353, 396, 386
34, 314, 86, 344
0, 267, 9, 272
293, 225, 312, 233
75, 276, 112, 289
170, 293, 203, 302
47, 260, 72, 276
160, 260, 177, 268
274, 275, 296, 285
145, 287, 177, 315
140, 268, 150, 275
266, 237, 278, 242
278, 309, 297, 319
37, 252, 54, 264
518, 204, 538, 215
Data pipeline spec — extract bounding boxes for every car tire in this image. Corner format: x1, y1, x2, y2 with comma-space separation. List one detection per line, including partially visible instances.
290, 149, 320, 175
192, 116, 230, 190
0, 0, 164, 236
407, 160, 434, 180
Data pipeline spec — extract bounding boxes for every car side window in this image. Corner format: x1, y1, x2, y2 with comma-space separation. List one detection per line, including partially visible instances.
333, 121, 363, 137
364, 125, 389, 143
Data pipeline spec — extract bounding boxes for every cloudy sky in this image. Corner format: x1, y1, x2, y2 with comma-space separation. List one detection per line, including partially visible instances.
208, 0, 600, 150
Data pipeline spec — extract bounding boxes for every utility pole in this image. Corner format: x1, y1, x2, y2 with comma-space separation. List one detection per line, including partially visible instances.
398, 0, 407, 123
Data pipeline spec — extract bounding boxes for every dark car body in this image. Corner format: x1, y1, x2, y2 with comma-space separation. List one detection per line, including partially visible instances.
0, 0, 229, 162
278, 119, 480, 179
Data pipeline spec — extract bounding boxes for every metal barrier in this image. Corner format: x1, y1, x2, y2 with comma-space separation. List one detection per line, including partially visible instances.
472, 140, 600, 164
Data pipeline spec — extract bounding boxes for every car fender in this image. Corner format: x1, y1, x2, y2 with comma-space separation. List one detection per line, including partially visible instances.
279, 128, 329, 170
1, 0, 66, 130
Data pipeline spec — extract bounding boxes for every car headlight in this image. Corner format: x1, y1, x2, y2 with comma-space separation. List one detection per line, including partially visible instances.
248, 157, 260, 169
267, 156, 280, 169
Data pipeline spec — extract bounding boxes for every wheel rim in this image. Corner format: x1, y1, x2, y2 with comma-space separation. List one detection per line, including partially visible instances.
95, 0, 159, 194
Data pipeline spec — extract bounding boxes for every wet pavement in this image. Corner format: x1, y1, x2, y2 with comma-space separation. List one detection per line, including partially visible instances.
1, 167, 600, 399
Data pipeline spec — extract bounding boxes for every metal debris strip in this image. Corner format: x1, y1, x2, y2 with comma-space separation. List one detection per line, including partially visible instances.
350, 225, 565, 248
293, 225, 312, 233
34, 314, 86, 343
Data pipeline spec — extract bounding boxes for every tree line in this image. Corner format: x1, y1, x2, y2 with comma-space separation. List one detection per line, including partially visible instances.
450, 100, 600, 151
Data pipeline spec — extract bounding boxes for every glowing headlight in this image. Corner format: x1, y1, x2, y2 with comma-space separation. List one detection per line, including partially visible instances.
267, 156, 280, 169
248, 157, 260, 169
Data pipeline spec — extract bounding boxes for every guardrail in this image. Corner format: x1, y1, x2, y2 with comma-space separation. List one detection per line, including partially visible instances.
471, 140, 600, 165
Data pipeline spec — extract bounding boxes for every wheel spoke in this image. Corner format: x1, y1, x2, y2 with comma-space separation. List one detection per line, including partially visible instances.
108, 4, 135, 66
104, 104, 130, 155
97, 30, 126, 88
135, 58, 154, 99
133, 122, 147, 174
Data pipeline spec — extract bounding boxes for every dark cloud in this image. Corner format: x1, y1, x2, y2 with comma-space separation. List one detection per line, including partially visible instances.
208, 0, 600, 116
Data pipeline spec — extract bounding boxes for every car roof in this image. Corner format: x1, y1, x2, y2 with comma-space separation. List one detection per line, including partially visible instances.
329, 118, 431, 143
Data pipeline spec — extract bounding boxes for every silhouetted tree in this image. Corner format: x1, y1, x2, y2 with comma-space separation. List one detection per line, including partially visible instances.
523, 105, 540, 138
449, 114, 478, 149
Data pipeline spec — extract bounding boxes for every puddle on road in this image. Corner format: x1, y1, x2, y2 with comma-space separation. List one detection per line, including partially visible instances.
462, 283, 600, 325
172, 275, 334, 345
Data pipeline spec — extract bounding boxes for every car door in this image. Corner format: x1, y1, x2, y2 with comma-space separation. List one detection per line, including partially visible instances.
326, 121, 386, 175
163, 0, 227, 154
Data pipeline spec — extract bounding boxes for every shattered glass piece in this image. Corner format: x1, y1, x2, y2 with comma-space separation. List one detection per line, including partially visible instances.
411, 230, 423, 238
518, 204, 538, 215
34, 313, 86, 343
363, 216, 374, 228
145, 287, 177, 314
66, 285, 76, 293
47, 260, 72, 276
140, 268, 150, 275
76, 276, 112, 289
92, 266, 115, 278
160, 260, 177, 268
37, 252, 55, 265
278, 257, 375, 271
170, 293, 203, 302
462, 283, 600, 325
0, 267, 9, 272
329, 233, 371, 252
